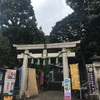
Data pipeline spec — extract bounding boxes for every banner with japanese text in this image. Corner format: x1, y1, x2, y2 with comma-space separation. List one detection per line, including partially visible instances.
70, 64, 80, 90
3, 69, 16, 95
64, 78, 71, 100
86, 64, 96, 95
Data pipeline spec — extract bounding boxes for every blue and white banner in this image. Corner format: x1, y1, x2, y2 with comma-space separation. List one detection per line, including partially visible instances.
64, 78, 71, 100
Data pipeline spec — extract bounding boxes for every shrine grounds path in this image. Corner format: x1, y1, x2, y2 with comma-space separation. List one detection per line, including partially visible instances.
27, 91, 83, 100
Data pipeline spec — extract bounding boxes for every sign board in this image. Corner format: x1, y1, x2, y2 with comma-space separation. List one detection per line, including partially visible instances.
64, 78, 71, 100
70, 64, 80, 90
86, 64, 96, 95
3, 69, 16, 95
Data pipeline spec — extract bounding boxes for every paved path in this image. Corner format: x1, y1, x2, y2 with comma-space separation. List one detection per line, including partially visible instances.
27, 91, 82, 100
27, 91, 63, 100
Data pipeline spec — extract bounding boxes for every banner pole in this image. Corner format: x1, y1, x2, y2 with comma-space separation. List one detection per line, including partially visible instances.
77, 64, 82, 99
80, 89, 82, 99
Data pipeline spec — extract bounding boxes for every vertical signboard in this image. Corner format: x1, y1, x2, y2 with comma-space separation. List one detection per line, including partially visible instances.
70, 64, 80, 90
3, 69, 16, 96
64, 78, 71, 100
86, 64, 96, 95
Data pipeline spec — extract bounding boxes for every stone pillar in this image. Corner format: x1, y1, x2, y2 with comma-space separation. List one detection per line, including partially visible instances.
62, 48, 69, 79
20, 49, 29, 98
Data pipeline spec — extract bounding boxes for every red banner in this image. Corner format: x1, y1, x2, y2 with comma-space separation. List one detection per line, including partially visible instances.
40, 72, 44, 85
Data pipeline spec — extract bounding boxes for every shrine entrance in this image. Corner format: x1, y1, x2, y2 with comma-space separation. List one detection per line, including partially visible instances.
13, 40, 80, 99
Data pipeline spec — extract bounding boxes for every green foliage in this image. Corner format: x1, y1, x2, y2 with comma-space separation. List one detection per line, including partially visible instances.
50, 0, 100, 63
0, 0, 45, 67
66, 0, 90, 12
33, 27, 45, 44
83, 1, 100, 57
44, 35, 50, 43
50, 12, 85, 43
0, 0, 45, 44
0, 33, 11, 66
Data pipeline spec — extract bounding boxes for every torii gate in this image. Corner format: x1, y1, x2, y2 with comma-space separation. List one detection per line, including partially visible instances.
13, 40, 80, 98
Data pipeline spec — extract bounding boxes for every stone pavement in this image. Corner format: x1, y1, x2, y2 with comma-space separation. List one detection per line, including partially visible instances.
27, 91, 63, 100
27, 91, 82, 100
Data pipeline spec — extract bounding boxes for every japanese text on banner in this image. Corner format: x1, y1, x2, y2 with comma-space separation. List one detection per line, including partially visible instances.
70, 64, 80, 90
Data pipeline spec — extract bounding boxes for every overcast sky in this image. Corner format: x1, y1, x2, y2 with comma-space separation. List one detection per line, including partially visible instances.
31, 0, 73, 35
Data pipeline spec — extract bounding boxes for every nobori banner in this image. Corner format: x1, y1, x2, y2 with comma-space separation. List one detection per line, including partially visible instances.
64, 78, 71, 100
86, 64, 96, 95
3, 69, 16, 96
70, 64, 80, 90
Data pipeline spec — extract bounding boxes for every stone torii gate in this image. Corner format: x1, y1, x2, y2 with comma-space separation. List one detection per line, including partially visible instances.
13, 40, 80, 98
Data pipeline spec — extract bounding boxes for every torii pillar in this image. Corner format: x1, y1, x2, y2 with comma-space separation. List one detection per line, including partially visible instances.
62, 48, 69, 78
20, 49, 29, 98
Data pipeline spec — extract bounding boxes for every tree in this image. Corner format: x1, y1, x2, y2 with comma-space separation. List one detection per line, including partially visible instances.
0, 0, 45, 44
81, 0, 100, 60
0, 33, 11, 66
0, 0, 45, 67
66, 0, 90, 12
50, 0, 100, 62
33, 27, 45, 44
50, 12, 85, 43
